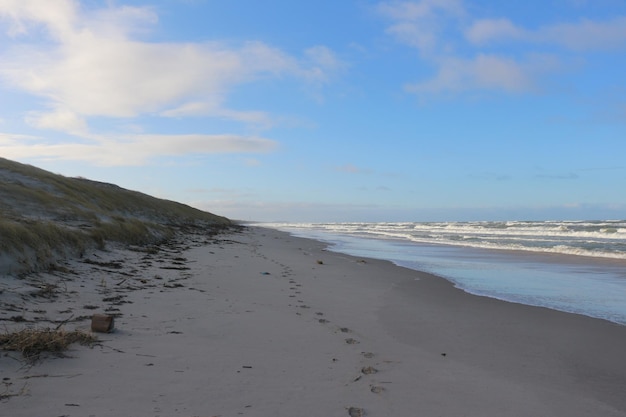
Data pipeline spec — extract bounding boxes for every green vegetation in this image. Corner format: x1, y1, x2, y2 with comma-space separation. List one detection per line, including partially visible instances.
0, 157, 231, 274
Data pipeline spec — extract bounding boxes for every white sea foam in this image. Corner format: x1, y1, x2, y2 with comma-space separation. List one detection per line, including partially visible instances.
264, 220, 626, 260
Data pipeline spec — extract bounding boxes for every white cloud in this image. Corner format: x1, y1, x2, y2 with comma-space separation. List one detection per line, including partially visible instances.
160, 102, 216, 118
216, 109, 274, 127
378, 1, 626, 97
377, 0, 464, 55
131, 134, 276, 156
466, 16, 626, 51
376, 1, 542, 95
1, 37, 296, 118
377, 0, 463, 22
303, 45, 346, 83
465, 18, 525, 44
0, 0, 342, 163
25, 107, 88, 135
541, 17, 626, 51
0, 0, 78, 38
386, 21, 440, 53
160, 100, 274, 128
407, 54, 534, 94
0, 132, 40, 142
377, 2, 541, 95
0, 132, 277, 166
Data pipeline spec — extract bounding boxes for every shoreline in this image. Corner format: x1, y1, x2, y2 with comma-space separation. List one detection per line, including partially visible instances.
2, 225, 626, 416
275, 227, 626, 325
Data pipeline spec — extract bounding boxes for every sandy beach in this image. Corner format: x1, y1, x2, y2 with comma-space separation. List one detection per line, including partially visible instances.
2, 225, 626, 417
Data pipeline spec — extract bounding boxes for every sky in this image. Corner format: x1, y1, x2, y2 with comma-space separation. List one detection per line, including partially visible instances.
0, 0, 625, 222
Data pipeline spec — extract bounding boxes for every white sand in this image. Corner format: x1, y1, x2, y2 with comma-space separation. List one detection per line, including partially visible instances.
2, 226, 626, 416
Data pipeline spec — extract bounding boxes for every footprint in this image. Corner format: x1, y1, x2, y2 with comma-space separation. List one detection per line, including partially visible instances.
348, 406, 364, 417
361, 366, 378, 375
370, 385, 385, 394
345, 338, 359, 345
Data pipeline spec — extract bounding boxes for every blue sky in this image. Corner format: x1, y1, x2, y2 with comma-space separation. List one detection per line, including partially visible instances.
0, 0, 625, 222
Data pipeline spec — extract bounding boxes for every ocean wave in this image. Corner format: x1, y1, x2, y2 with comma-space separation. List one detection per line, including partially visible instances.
263, 220, 626, 260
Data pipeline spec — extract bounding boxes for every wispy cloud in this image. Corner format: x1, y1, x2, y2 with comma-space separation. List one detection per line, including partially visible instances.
464, 18, 526, 45
406, 54, 537, 94
376, 0, 538, 95
334, 163, 374, 174
376, 1, 626, 96
469, 172, 512, 181
160, 101, 274, 128
535, 172, 580, 180
24, 107, 89, 136
377, 0, 464, 57
0, 132, 276, 166
0, 0, 341, 164
466, 16, 626, 51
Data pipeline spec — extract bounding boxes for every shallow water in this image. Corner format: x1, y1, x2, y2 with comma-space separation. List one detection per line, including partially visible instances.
262, 224, 626, 325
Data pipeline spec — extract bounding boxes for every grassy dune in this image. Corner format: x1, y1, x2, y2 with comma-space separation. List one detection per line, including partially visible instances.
0, 157, 231, 275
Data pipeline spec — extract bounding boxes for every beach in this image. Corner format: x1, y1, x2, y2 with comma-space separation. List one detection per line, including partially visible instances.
2, 225, 626, 416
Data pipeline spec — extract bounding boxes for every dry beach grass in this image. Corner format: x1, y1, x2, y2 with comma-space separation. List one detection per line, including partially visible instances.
0, 328, 98, 361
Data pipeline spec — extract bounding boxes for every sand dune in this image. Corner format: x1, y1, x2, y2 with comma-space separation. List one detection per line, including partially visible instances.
0, 157, 229, 276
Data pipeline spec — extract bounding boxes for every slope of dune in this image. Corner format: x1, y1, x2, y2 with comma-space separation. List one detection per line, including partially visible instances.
0, 157, 230, 275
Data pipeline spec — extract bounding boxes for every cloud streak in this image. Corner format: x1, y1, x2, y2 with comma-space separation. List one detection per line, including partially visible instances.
466, 16, 626, 51
0, 132, 277, 166
334, 164, 374, 174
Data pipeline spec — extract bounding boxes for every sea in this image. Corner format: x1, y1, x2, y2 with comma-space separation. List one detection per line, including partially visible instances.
258, 220, 626, 325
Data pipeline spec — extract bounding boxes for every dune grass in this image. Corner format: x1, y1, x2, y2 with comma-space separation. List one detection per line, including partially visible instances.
0, 219, 90, 271
0, 157, 232, 275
